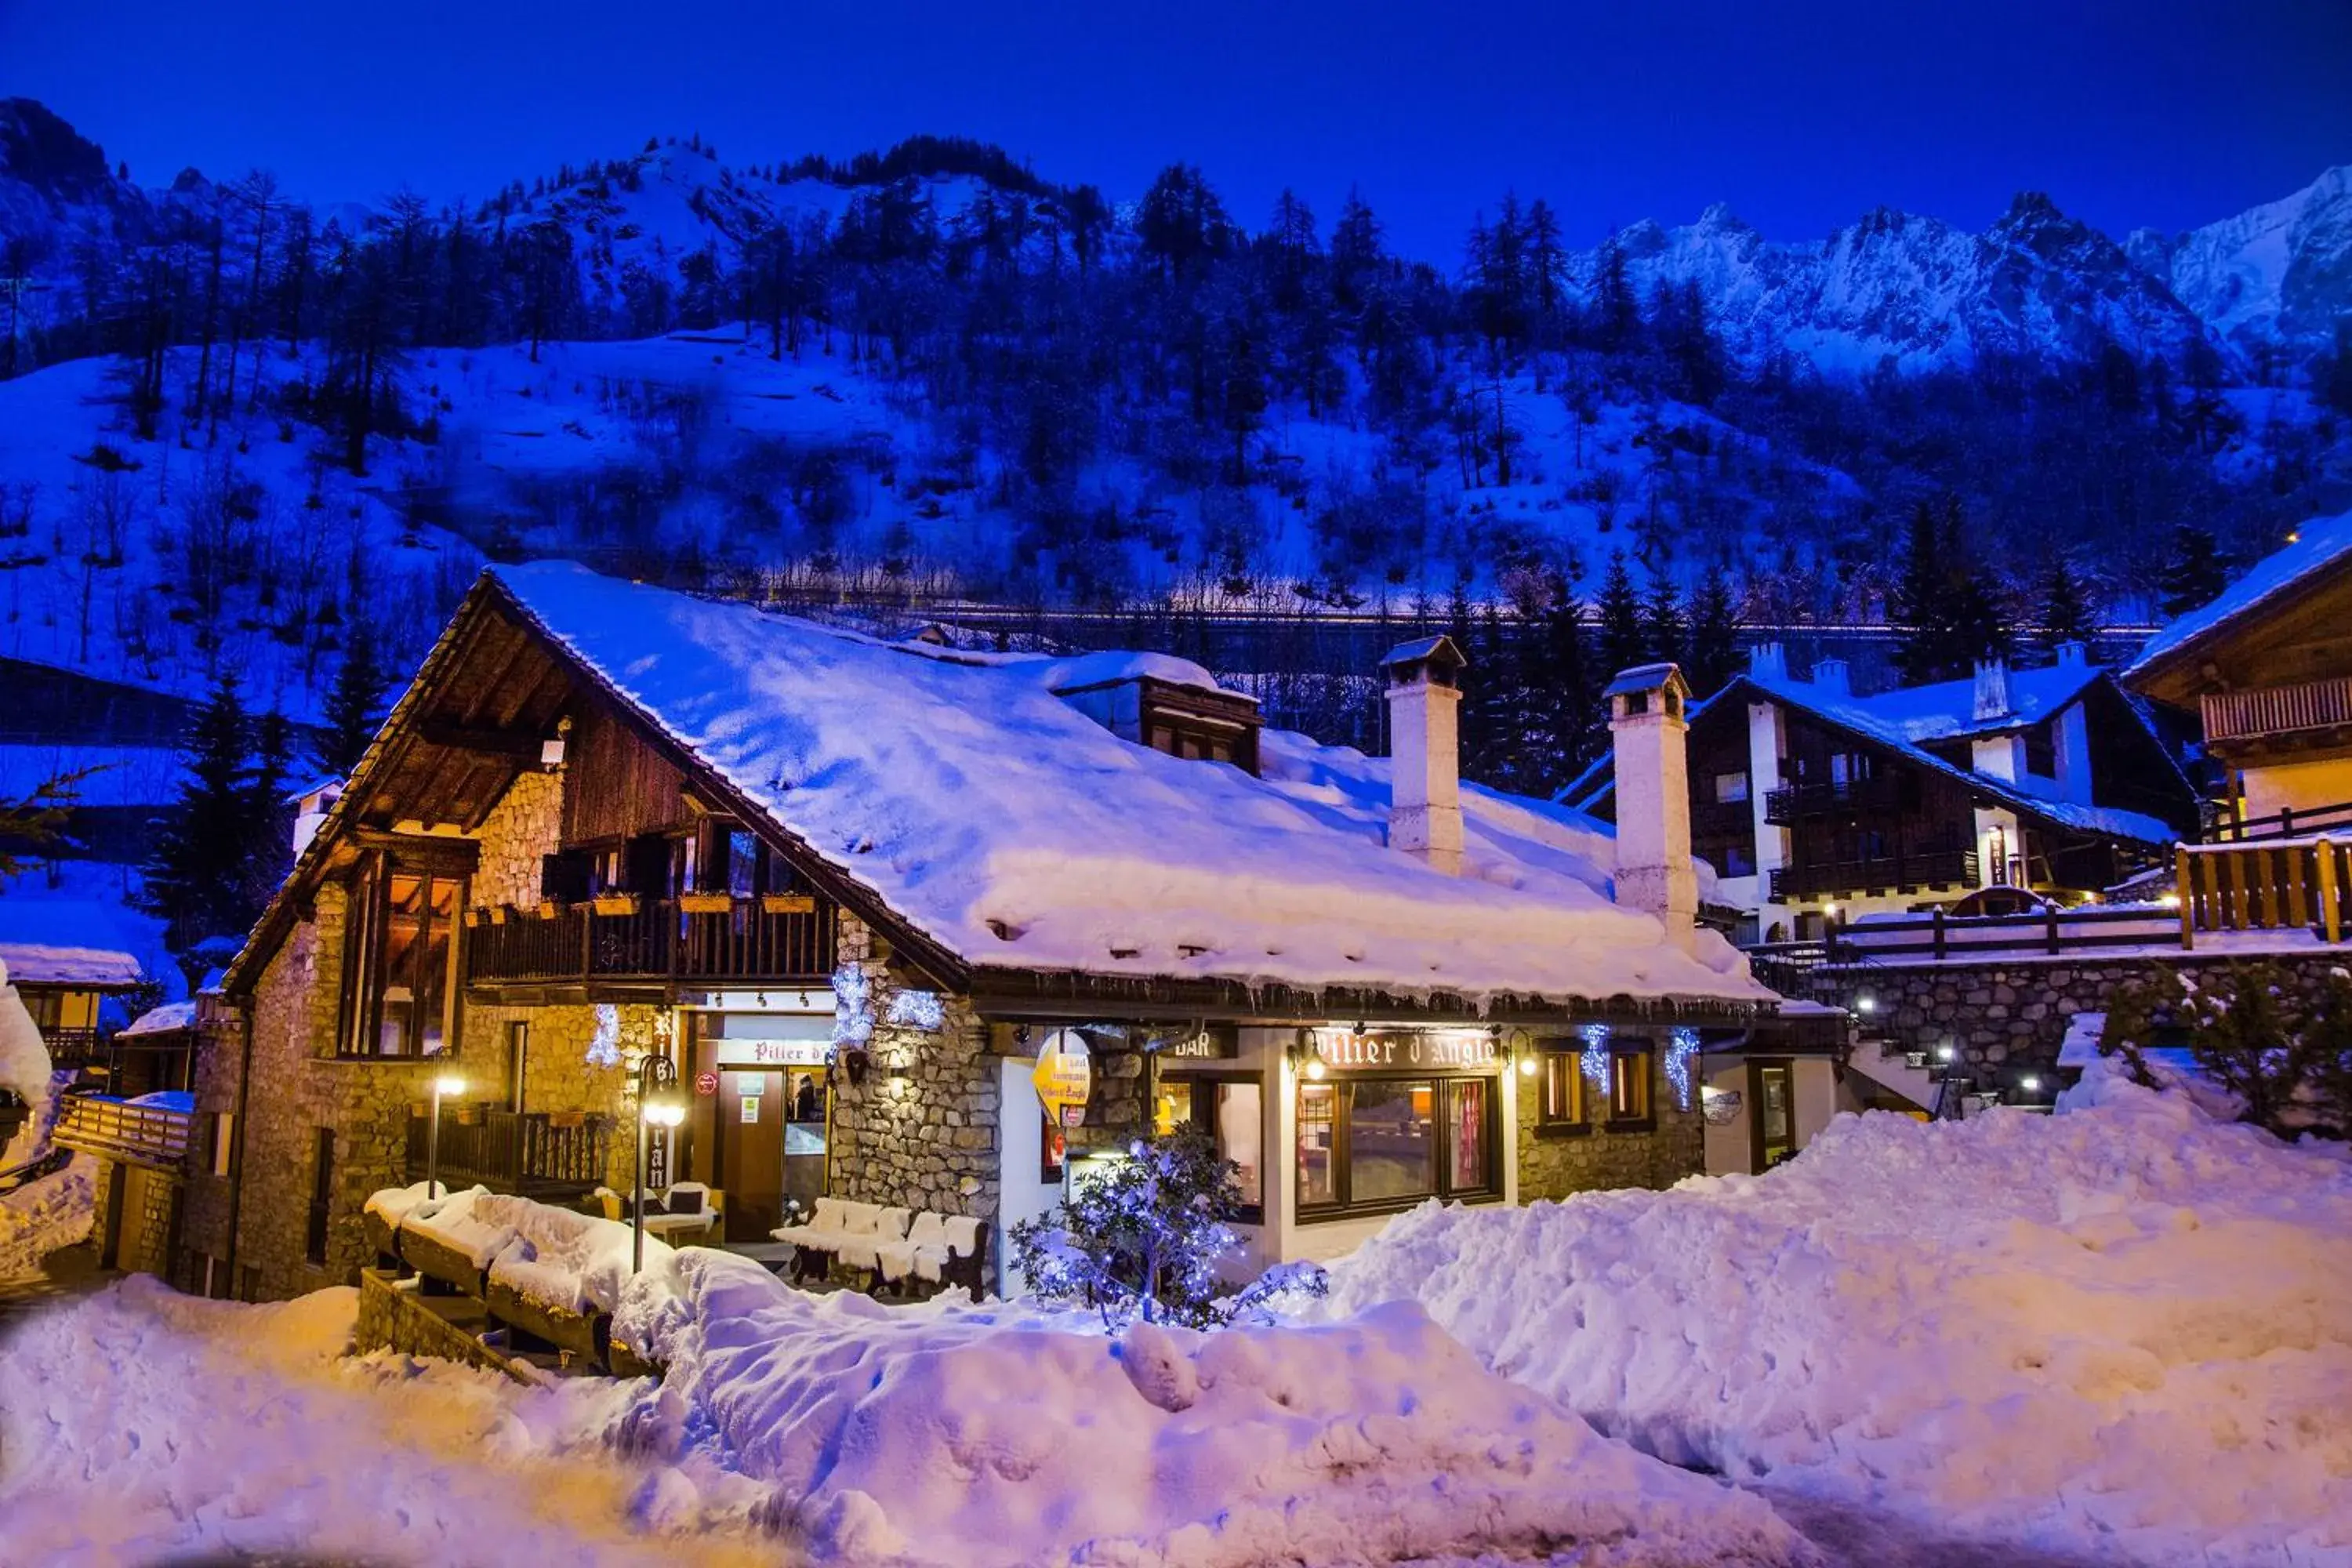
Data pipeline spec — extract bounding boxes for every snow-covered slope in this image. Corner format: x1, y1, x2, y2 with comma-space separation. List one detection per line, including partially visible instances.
1595, 191, 2232, 373
2131, 165, 2352, 357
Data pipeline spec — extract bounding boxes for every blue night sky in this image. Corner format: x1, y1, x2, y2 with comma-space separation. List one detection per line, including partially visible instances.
7, 0, 2350, 261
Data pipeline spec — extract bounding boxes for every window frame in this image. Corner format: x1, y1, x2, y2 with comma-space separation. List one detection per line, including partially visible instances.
1295, 1071, 1501, 1222
1534, 1048, 1592, 1138
336, 846, 468, 1060
304, 1127, 335, 1268
1156, 1072, 1266, 1224
1607, 1045, 1656, 1131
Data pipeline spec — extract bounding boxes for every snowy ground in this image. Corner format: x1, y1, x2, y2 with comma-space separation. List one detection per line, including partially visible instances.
1317, 1062, 2352, 1567
0, 1152, 93, 1283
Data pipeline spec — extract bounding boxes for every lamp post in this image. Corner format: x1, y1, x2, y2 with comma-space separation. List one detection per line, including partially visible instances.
426, 1074, 466, 1198
633, 1051, 687, 1274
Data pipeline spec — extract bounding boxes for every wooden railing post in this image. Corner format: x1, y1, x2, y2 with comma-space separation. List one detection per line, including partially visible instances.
2320, 839, 2342, 945
2176, 845, 2194, 951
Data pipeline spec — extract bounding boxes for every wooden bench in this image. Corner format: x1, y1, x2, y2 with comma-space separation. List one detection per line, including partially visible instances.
773, 1198, 986, 1300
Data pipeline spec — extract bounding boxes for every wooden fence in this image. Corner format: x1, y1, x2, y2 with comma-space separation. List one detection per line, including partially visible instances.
53, 1094, 194, 1171
2175, 839, 2352, 946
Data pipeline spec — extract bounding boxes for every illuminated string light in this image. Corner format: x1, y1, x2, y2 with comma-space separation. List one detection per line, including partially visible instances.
1579, 1022, 1611, 1091
831, 964, 874, 1047
1665, 1026, 1700, 1111
585, 1003, 622, 1068
885, 989, 946, 1030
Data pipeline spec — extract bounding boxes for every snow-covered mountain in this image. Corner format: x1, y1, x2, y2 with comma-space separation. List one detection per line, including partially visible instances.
2129, 165, 2352, 359
1587, 191, 2238, 374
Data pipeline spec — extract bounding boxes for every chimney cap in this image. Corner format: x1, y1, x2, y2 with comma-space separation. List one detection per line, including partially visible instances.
1602, 662, 1690, 701
1381, 634, 1468, 688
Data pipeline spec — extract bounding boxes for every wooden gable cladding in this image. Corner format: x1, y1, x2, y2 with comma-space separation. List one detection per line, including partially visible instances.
561, 702, 691, 844
354, 609, 575, 833
2134, 564, 2352, 706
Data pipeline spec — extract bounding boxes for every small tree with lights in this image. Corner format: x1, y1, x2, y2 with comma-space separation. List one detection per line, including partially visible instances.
1011, 1123, 1323, 1330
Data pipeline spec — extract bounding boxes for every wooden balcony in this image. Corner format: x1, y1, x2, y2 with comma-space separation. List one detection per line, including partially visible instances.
2201, 677, 2352, 751
1771, 848, 1979, 902
37, 1026, 103, 1069
465, 896, 837, 991
1762, 775, 1915, 824
405, 1107, 614, 1199
53, 1094, 194, 1171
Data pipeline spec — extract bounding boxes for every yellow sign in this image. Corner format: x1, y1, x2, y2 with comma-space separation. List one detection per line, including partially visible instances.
1031, 1029, 1093, 1123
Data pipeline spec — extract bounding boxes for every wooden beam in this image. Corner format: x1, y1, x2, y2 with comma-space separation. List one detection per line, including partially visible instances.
416, 721, 549, 760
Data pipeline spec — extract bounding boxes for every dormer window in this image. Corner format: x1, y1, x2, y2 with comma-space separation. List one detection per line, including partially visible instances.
1056, 673, 1262, 775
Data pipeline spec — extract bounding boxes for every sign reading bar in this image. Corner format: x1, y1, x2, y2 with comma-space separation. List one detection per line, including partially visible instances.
1314, 1030, 1501, 1070
1160, 1029, 1236, 1060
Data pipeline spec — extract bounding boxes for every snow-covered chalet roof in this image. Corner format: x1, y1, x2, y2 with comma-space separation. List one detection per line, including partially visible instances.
0, 898, 149, 989
121, 1000, 198, 1037
2126, 506, 2352, 678
487, 562, 1767, 1010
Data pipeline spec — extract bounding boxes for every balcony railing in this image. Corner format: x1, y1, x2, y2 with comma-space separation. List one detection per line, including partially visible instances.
37, 1027, 103, 1069
2207, 798, 2352, 844
53, 1093, 194, 1171
1762, 775, 1915, 823
1771, 848, 1980, 902
405, 1107, 614, 1198
2202, 677, 2352, 747
466, 896, 837, 989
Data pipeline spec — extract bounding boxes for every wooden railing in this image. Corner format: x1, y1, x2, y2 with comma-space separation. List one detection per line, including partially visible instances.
1771, 848, 1978, 902
2175, 840, 2352, 947
2202, 677, 2352, 746
2207, 799, 2352, 844
466, 896, 837, 988
53, 1094, 194, 1171
405, 1107, 614, 1196
36, 1027, 103, 1069
1834, 904, 2180, 961
1762, 775, 1915, 824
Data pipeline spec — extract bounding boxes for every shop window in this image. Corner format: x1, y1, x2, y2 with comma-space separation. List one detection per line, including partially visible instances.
1155, 1076, 1264, 1219
1609, 1049, 1653, 1127
1537, 1051, 1588, 1134
336, 850, 464, 1058
1298, 1076, 1497, 1218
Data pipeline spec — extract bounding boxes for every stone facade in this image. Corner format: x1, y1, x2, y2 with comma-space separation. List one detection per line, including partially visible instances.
463, 999, 647, 1194
355, 1268, 531, 1383
1513, 1054, 1703, 1202
1813, 948, 2352, 1080
471, 771, 561, 911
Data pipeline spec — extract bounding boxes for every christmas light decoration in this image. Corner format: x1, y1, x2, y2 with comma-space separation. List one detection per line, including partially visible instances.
585, 1004, 622, 1068
1579, 1022, 1610, 1091
1665, 1026, 1700, 1111
831, 964, 874, 1047
885, 989, 945, 1030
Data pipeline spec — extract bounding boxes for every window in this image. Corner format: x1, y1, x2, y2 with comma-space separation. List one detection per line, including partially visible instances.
304, 1127, 335, 1267
1610, 1049, 1653, 1127
22, 989, 60, 1030
2024, 722, 2056, 779
506, 1020, 530, 1112
1537, 1051, 1588, 1134
209, 1112, 234, 1178
1154, 1076, 1264, 1218
1297, 1076, 1497, 1217
337, 850, 465, 1058
1712, 771, 1750, 804
1719, 842, 1757, 878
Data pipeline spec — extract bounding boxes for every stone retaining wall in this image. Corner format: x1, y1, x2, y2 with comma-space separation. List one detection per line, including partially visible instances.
355, 1268, 535, 1384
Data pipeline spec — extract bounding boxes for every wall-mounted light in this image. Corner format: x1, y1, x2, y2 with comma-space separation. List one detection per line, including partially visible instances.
1857, 996, 1876, 1015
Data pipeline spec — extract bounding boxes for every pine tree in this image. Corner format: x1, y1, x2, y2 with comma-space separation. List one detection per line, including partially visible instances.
2156, 524, 2228, 619
1596, 550, 1644, 680
319, 626, 387, 779
241, 708, 296, 914
1892, 499, 1959, 685
1686, 564, 1740, 696
2035, 556, 2098, 660
1639, 568, 1688, 666
142, 674, 256, 947
1536, 582, 1599, 788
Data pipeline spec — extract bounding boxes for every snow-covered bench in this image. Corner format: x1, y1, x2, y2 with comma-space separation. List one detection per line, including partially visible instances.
875, 1211, 988, 1302
772, 1197, 911, 1284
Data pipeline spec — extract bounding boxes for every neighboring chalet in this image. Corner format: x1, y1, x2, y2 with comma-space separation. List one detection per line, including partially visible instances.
187, 563, 1778, 1302
2126, 506, 2352, 837
0, 899, 154, 1076
1568, 644, 2197, 942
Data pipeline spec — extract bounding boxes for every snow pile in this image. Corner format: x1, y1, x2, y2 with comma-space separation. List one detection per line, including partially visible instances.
0, 1276, 771, 1566
491, 561, 1766, 1010
617, 1247, 1812, 1566
0, 1152, 95, 1280
395, 1184, 521, 1270
0, 955, 54, 1118
1319, 1083, 2352, 1565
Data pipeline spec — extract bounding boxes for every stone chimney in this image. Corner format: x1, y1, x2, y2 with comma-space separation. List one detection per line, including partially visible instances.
1606, 662, 1698, 952
1381, 636, 1469, 875
1971, 659, 2013, 723
1749, 642, 1787, 681
1811, 657, 1850, 696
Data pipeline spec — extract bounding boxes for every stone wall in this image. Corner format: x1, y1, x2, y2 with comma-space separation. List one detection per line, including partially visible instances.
1813, 947, 2352, 1081
472, 771, 561, 911
355, 1268, 532, 1383
463, 999, 648, 1194
826, 913, 1000, 1219
1514, 1052, 1703, 1202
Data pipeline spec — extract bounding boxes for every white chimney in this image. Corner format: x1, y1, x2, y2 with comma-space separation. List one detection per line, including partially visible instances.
1749, 642, 1787, 681
1381, 636, 1468, 875
2054, 641, 2087, 670
1811, 657, 1850, 696
290, 779, 343, 858
1972, 659, 2013, 723
1607, 662, 1699, 952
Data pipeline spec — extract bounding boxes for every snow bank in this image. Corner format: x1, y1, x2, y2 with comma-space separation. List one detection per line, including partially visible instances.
619, 1247, 1811, 1566
0, 955, 54, 1117
0, 1152, 95, 1280
1319, 1083, 2352, 1565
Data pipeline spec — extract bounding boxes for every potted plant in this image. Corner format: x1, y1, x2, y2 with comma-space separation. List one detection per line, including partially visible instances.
591, 891, 641, 916
678, 891, 735, 915
762, 891, 816, 915
535, 898, 563, 920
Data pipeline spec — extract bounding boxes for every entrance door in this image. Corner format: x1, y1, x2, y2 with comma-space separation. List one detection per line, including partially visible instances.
719, 1069, 786, 1241
782, 1070, 829, 1215
1751, 1062, 1796, 1173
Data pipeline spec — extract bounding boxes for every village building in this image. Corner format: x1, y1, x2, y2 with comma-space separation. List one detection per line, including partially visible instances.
0, 899, 154, 1077
1566, 644, 2198, 945
185, 562, 1777, 1302
2125, 506, 2352, 837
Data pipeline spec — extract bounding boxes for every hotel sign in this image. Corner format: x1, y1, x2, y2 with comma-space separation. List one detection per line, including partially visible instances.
714, 1038, 832, 1067
1314, 1030, 1500, 1070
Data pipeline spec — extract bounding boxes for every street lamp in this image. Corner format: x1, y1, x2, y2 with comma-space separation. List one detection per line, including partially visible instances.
426, 1074, 466, 1198
633, 1051, 688, 1274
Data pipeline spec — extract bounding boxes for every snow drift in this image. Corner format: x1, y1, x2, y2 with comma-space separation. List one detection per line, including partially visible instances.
1319, 1072, 2352, 1566
616, 1247, 1813, 1566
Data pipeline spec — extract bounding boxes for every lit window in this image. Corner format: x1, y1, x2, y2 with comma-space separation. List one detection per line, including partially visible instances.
1538, 1052, 1586, 1128
1610, 1049, 1653, 1124
1714, 771, 1750, 804
338, 849, 465, 1058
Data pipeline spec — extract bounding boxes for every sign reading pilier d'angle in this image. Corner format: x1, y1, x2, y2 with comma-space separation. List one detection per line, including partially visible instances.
1032, 1029, 1093, 1127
